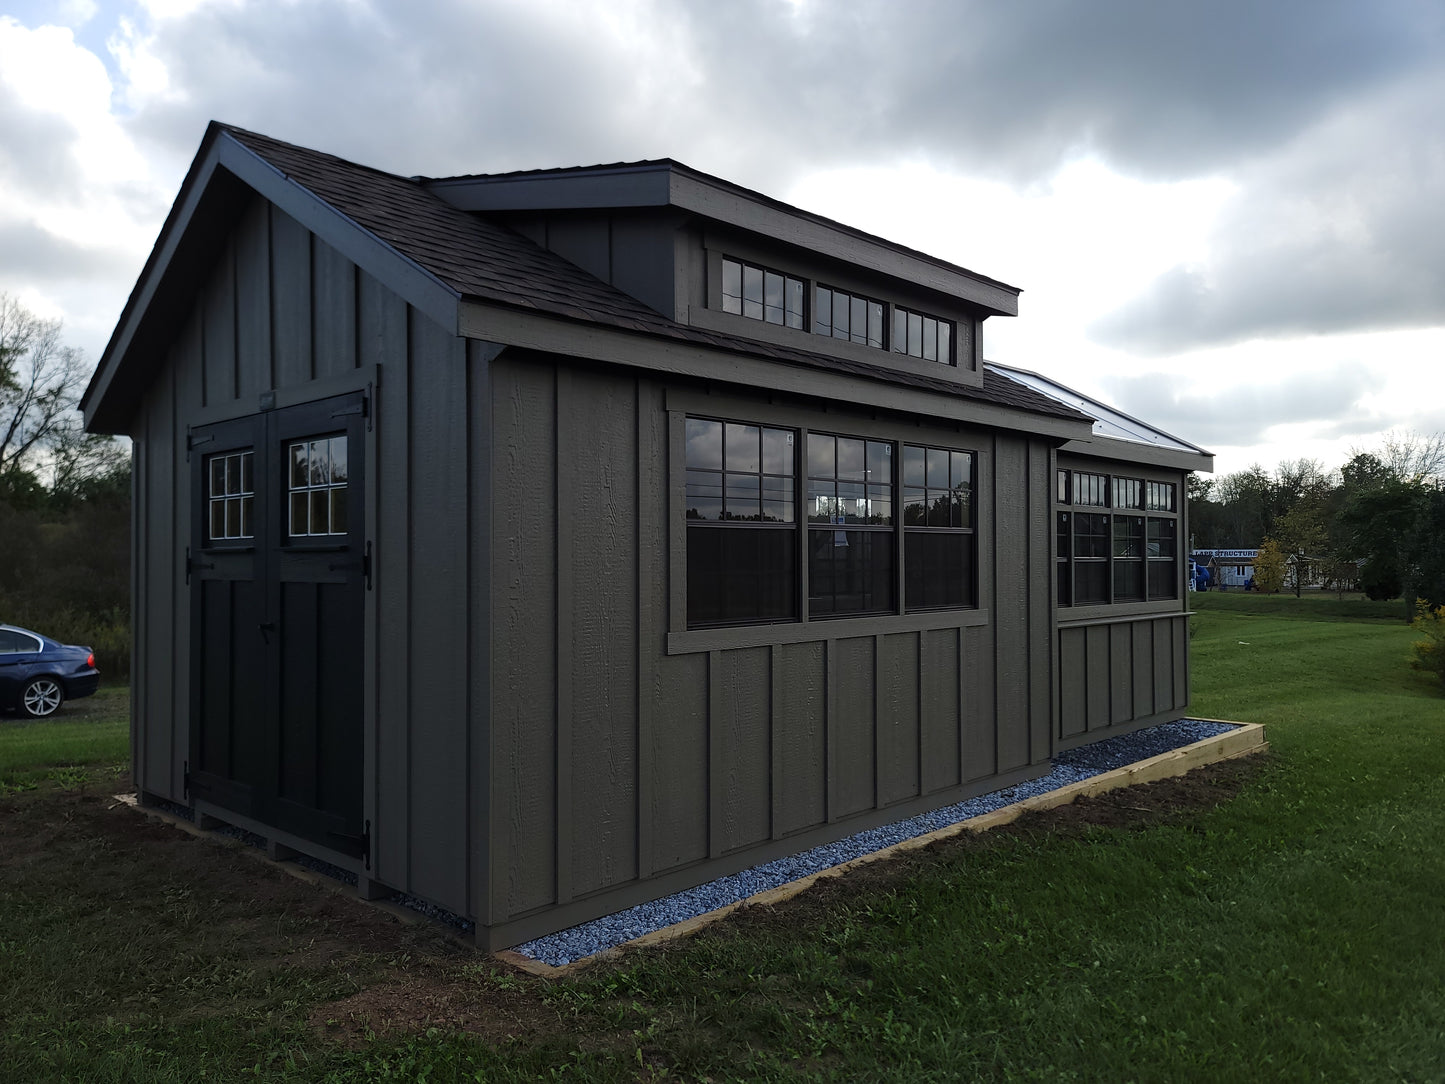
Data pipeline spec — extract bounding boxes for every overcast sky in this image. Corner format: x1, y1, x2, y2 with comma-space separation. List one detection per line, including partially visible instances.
3, 0, 1443, 477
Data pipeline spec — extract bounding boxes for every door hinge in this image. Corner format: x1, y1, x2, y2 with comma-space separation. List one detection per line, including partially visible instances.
330, 394, 369, 422
328, 818, 372, 868
186, 431, 214, 462
185, 547, 214, 586
364, 541, 373, 591
183, 760, 189, 800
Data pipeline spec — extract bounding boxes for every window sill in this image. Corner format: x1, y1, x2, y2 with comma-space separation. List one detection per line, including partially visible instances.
1057, 600, 1186, 627
667, 607, 989, 655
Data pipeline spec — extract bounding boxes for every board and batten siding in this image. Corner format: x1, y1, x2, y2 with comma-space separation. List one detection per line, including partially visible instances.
1055, 614, 1190, 747
129, 195, 495, 920
485, 355, 1056, 949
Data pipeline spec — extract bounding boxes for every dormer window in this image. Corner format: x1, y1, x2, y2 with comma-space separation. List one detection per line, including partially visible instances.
716, 254, 962, 367
721, 258, 805, 329
814, 285, 885, 349
892, 306, 952, 364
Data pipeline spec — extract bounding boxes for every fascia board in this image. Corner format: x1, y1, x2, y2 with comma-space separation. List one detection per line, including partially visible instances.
83, 130, 462, 433
212, 135, 461, 332
426, 164, 675, 211
459, 299, 1088, 442
82, 130, 229, 431
428, 161, 1020, 317
666, 172, 1020, 317
1058, 436, 1215, 473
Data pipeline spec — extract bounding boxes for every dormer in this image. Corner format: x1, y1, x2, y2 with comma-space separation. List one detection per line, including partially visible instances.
425, 160, 1018, 392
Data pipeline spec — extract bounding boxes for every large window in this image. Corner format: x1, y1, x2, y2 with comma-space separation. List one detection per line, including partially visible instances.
807, 432, 894, 616
685, 414, 977, 628
1056, 468, 1178, 607
902, 443, 975, 609
685, 418, 798, 626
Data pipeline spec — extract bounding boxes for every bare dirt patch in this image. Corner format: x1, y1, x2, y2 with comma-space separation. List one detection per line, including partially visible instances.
0, 755, 1262, 1045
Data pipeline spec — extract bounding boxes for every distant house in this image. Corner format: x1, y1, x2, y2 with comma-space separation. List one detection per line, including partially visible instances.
82, 123, 1213, 949
1194, 549, 1259, 588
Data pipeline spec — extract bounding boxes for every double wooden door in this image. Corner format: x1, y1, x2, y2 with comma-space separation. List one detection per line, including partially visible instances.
188, 392, 368, 858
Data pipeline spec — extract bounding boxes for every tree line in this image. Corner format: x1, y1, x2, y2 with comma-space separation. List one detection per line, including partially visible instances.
1188, 432, 1445, 612
0, 294, 130, 675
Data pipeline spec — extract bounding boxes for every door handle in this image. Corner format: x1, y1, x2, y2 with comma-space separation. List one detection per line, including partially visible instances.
258, 622, 276, 644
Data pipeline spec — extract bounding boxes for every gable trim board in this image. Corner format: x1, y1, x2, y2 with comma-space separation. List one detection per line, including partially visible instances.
86, 123, 1211, 949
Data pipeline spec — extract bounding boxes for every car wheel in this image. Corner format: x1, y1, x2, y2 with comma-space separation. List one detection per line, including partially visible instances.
21, 677, 63, 718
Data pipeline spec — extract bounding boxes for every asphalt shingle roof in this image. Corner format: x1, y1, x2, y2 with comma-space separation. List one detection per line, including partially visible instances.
223, 125, 1088, 425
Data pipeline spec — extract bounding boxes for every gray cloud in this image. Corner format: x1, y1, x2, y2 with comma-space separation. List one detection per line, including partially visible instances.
1103, 364, 1383, 448
1091, 69, 1445, 353
0, 79, 83, 201
0, 219, 132, 282
6, 0, 1445, 362
118, 0, 1444, 183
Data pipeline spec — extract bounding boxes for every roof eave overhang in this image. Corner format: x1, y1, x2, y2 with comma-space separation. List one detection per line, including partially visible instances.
458, 298, 1088, 442
428, 162, 1020, 318
1058, 436, 1215, 473
83, 125, 462, 434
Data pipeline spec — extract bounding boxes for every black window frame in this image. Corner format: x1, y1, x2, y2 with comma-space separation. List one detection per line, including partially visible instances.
902, 442, 976, 611
806, 430, 896, 618
720, 257, 806, 330
205, 448, 256, 546
714, 255, 960, 367
684, 416, 800, 628
1056, 468, 1180, 608
683, 413, 979, 630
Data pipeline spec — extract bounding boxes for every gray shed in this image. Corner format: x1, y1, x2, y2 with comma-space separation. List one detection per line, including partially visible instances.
82, 123, 1212, 949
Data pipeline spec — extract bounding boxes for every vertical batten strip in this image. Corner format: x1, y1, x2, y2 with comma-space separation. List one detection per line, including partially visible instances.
770, 643, 783, 840
554, 368, 573, 906
636, 378, 655, 878
873, 633, 884, 809
707, 649, 722, 858
824, 638, 837, 823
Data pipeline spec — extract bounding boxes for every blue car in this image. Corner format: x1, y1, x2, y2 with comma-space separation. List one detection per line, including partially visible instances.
0, 624, 101, 718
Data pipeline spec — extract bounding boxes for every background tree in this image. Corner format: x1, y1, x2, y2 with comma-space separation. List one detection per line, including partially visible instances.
1253, 538, 1287, 593
0, 293, 131, 674
0, 294, 93, 501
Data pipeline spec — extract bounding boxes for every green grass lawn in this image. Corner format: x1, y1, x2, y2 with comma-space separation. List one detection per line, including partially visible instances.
2, 604, 1443, 1081
0, 683, 129, 792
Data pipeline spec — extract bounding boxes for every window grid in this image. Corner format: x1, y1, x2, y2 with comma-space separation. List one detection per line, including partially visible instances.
892, 306, 952, 364
288, 436, 349, 538
1057, 469, 1178, 607
685, 417, 798, 627
903, 443, 975, 610
814, 285, 885, 348
718, 256, 958, 366
684, 415, 979, 628
722, 258, 805, 330
1113, 477, 1143, 510
807, 432, 895, 616
1146, 481, 1177, 512
207, 450, 255, 541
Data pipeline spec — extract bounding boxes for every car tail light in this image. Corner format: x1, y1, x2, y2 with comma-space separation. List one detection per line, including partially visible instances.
87, 653, 95, 668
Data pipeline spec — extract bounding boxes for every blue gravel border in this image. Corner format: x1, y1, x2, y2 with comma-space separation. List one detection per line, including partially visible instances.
513, 718, 1236, 966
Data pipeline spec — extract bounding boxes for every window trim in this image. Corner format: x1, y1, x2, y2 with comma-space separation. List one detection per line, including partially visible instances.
696, 244, 982, 385
667, 395, 990, 652
1055, 464, 1183, 617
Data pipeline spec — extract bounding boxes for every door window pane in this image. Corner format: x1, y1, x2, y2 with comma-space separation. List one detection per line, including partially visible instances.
207, 450, 255, 542
288, 435, 348, 538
